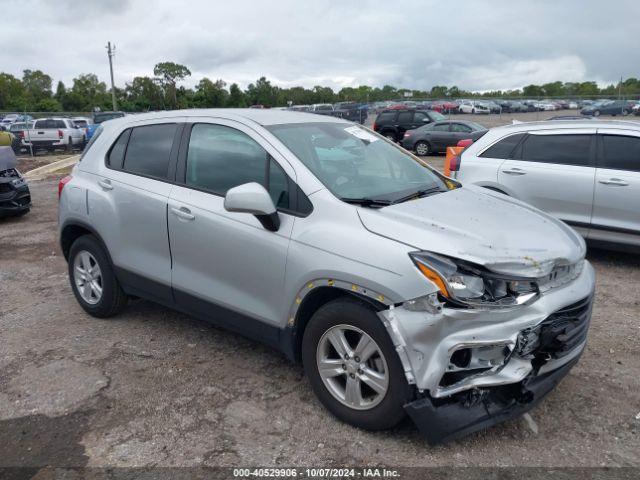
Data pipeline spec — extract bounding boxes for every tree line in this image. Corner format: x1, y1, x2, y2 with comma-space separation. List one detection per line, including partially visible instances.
1, 61, 639, 113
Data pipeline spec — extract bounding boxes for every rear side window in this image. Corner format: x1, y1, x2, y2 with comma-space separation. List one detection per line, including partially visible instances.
397, 111, 413, 124
480, 133, 525, 159
376, 112, 395, 123
106, 129, 131, 169
122, 124, 177, 179
601, 135, 640, 172
432, 123, 450, 132
186, 123, 267, 195
451, 123, 472, 133
520, 134, 592, 167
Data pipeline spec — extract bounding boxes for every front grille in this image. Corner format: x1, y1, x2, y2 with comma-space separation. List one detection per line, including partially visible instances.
517, 296, 593, 359
0, 182, 13, 194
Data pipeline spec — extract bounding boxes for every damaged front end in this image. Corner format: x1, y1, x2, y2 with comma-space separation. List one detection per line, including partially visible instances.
0, 147, 31, 216
378, 254, 595, 444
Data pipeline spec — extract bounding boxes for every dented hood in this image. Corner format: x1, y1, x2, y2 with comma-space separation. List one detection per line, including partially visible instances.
357, 185, 585, 278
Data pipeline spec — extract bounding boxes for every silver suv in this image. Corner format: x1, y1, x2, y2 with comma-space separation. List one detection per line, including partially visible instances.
454, 120, 640, 251
59, 110, 595, 444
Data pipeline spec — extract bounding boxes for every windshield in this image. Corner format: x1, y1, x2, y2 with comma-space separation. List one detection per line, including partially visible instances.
267, 122, 449, 203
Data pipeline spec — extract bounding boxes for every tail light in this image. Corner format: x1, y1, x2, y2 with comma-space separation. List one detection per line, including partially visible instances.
58, 129, 64, 139
372, 121, 377, 131
457, 139, 473, 148
58, 175, 72, 199
18, 131, 24, 139
404, 132, 411, 138
449, 155, 462, 171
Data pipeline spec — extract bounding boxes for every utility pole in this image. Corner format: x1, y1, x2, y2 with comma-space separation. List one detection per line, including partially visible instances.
106, 42, 118, 111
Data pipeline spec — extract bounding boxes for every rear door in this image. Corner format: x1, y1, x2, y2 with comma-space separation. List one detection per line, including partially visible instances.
428, 122, 454, 150
497, 130, 596, 234
590, 129, 640, 245
92, 119, 184, 301
396, 111, 417, 139
450, 123, 474, 145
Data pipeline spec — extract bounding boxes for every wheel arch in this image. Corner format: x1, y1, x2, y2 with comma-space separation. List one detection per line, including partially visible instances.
282, 280, 389, 362
60, 220, 112, 265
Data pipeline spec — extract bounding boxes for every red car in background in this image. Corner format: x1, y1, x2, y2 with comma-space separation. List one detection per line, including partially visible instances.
429, 100, 459, 114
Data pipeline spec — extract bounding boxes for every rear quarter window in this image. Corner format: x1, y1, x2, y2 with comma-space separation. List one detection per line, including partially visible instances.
479, 133, 525, 159
601, 135, 640, 172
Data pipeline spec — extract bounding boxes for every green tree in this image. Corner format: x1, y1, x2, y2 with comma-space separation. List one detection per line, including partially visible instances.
70, 74, 109, 110
153, 62, 191, 108
227, 83, 246, 107
0, 73, 26, 110
22, 69, 53, 108
194, 78, 228, 107
246, 77, 279, 107
125, 76, 165, 111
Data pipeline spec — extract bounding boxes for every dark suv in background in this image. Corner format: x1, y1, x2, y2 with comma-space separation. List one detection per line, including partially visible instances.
334, 102, 367, 124
372, 109, 446, 142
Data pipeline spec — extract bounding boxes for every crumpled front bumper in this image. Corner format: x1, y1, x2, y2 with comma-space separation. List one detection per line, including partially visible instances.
378, 260, 595, 443
405, 352, 582, 444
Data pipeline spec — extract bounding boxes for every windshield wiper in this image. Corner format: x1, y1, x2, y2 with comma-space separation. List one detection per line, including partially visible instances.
391, 187, 443, 205
341, 197, 393, 208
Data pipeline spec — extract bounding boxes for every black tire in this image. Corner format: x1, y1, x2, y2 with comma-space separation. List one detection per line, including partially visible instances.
383, 132, 396, 142
414, 141, 430, 156
68, 234, 127, 318
302, 298, 412, 431
593, 110, 601, 117
622, 109, 629, 116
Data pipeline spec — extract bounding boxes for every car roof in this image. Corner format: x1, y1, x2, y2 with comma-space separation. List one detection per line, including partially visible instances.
491, 119, 640, 133
102, 108, 350, 127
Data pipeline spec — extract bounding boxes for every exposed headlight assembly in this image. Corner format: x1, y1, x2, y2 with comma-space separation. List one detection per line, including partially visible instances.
410, 251, 539, 309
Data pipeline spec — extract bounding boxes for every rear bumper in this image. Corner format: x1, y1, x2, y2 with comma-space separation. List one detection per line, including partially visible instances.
405, 351, 581, 444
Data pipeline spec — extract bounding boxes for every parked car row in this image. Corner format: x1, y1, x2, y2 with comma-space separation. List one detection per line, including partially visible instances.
288, 103, 369, 123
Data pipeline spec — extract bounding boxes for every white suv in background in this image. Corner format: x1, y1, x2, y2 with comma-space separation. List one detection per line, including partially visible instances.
455, 120, 640, 251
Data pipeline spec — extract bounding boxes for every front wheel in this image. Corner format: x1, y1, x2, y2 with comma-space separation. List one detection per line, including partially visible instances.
593, 110, 601, 117
415, 141, 430, 156
302, 298, 411, 431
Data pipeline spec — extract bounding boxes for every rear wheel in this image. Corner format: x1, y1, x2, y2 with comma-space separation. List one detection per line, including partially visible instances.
66, 137, 73, 152
415, 141, 430, 156
383, 132, 396, 142
302, 298, 411, 431
68, 235, 127, 318
593, 110, 601, 117
622, 109, 630, 116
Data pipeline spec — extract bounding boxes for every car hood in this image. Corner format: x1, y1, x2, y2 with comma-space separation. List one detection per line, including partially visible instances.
357, 185, 585, 278
0, 146, 17, 171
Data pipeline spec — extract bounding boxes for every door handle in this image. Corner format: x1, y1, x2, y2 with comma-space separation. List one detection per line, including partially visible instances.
98, 179, 113, 190
599, 178, 628, 186
502, 168, 527, 175
171, 206, 195, 221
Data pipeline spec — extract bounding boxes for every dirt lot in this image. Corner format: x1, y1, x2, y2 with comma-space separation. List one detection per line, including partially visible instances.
1, 163, 639, 472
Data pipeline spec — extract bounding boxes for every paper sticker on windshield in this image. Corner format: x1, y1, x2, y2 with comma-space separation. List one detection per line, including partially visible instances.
344, 126, 378, 142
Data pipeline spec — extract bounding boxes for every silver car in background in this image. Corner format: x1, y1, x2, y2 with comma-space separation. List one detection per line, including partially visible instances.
58, 109, 595, 444
455, 120, 640, 251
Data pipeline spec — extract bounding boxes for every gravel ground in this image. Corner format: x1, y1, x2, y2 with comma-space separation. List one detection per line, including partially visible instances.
0, 138, 639, 471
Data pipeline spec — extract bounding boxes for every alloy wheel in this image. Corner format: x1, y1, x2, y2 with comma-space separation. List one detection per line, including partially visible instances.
316, 324, 389, 410
73, 250, 103, 305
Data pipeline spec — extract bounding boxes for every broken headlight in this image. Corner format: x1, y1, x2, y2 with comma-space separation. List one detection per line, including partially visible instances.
410, 251, 539, 309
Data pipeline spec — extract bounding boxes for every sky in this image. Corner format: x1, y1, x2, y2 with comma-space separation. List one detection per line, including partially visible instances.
2, 0, 638, 92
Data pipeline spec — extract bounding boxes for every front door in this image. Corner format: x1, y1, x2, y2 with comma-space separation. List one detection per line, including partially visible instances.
167, 119, 295, 332
590, 130, 640, 245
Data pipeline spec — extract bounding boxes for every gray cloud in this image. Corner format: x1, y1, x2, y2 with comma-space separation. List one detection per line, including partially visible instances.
1, 0, 638, 92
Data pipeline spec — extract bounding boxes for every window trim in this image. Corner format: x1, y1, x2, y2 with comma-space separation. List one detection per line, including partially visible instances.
104, 122, 183, 183
176, 121, 313, 217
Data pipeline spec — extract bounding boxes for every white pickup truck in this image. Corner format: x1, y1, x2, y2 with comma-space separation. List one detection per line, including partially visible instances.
23, 118, 86, 152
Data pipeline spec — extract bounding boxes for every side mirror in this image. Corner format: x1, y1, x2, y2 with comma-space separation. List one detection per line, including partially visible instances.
224, 182, 280, 231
